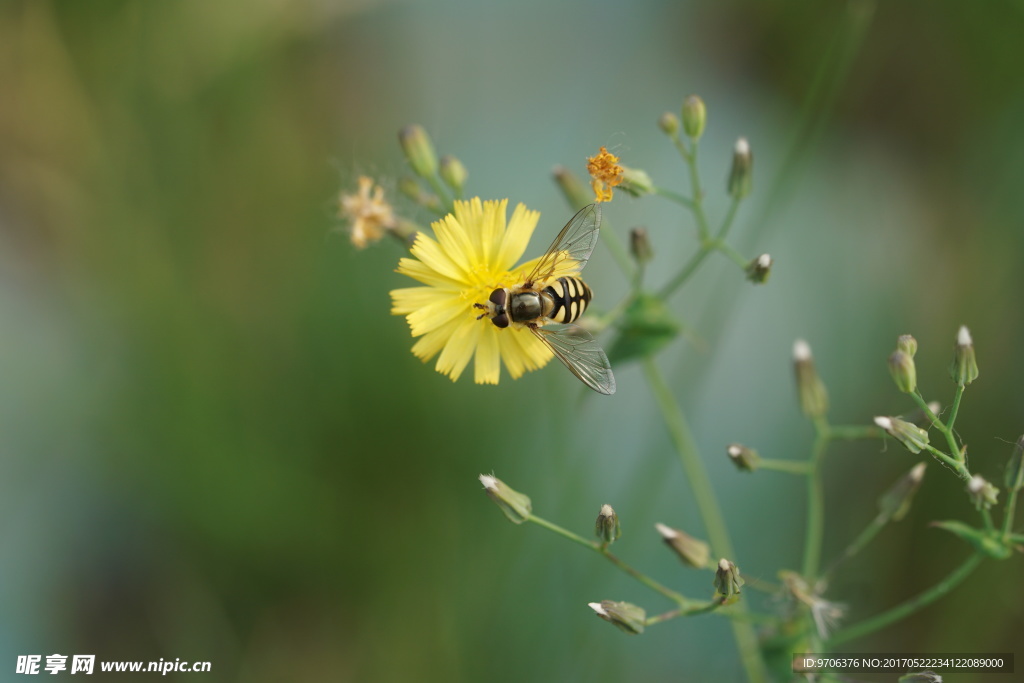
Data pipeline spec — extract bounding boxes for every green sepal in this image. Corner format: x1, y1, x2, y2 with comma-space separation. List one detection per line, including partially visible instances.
607, 293, 680, 364
931, 520, 1013, 559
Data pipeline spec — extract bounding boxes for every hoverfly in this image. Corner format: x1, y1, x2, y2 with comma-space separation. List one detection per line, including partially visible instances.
473, 204, 616, 395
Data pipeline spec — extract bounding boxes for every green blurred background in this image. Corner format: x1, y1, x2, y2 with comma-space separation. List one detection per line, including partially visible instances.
2, 1, 1023, 680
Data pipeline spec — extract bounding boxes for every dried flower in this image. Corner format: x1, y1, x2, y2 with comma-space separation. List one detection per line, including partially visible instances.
586, 146, 624, 203
338, 176, 398, 249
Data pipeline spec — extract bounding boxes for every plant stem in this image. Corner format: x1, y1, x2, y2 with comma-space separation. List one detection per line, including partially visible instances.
826, 552, 984, 645
911, 391, 964, 466
802, 417, 830, 582
425, 175, 454, 213
641, 357, 768, 683
682, 140, 712, 241
716, 197, 741, 241
947, 383, 965, 434
758, 459, 813, 475
526, 514, 688, 606
598, 216, 636, 279
825, 424, 884, 441
652, 185, 695, 209
922, 444, 971, 481
715, 240, 750, 270
824, 512, 886, 580
658, 244, 712, 299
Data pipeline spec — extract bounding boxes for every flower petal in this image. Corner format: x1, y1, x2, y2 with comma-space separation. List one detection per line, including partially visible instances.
494, 203, 540, 271
411, 315, 465, 361
474, 324, 501, 385
435, 318, 480, 382
390, 286, 449, 316
409, 232, 467, 283
502, 326, 553, 379
396, 256, 463, 289
406, 297, 470, 337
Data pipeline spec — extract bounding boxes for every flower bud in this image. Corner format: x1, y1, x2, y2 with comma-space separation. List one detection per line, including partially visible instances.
439, 155, 468, 192
873, 416, 930, 454
713, 558, 744, 604
478, 474, 531, 524
967, 474, 999, 510
878, 462, 926, 522
726, 443, 760, 472
595, 504, 621, 544
793, 340, 829, 418
949, 325, 979, 386
629, 228, 653, 265
1004, 434, 1024, 493
619, 166, 654, 197
398, 124, 438, 179
681, 95, 706, 140
655, 523, 710, 568
658, 111, 680, 136
588, 600, 645, 635
888, 349, 917, 394
897, 334, 918, 357
727, 137, 753, 199
745, 253, 772, 284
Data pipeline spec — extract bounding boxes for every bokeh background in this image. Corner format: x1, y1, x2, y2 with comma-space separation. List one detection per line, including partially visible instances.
2, 0, 1023, 681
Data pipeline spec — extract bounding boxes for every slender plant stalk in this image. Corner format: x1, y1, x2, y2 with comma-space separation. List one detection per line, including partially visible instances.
642, 357, 768, 683
802, 419, 830, 581
826, 552, 984, 645
759, 459, 812, 475
526, 514, 688, 606
652, 185, 695, 209
716, 198, 741, 241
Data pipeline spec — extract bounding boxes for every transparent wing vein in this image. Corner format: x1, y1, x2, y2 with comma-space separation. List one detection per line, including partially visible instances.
532, 323, 615, 395
523, 204, 601, 285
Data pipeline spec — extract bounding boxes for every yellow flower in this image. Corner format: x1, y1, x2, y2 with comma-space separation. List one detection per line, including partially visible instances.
586, 146, 623, 203
391, 198, 578, 385
339, 176, 397, 248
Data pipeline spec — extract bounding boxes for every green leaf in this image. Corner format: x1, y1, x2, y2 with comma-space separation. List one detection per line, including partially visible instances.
931, 520, 1013, 559
607, 293, 680, 364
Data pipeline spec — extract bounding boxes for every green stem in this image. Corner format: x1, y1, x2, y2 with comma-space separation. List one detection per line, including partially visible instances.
802, 418, 830, 582
824, 512, 886, 580
758, 459, 812, 475
922, 444, 971, 482
598, 217, 636, 279
715, 241, 749, 270
826, 552, 984, 645
680, 139, 712, 241
825, 424, 884, 441
641, 358, 768, 683
425, 175, 454, 214
911, 391, 963, 465
980, 507, 995, 533
652, 185, 695, 209
658, 244, 712, 299
526, 514, 688, 606
716, 198, 741, 241
1003, 487, 1020, 540
645, 600, 723, 626
947, 383, 965, 435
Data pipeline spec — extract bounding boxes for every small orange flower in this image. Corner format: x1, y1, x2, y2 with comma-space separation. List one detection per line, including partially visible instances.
339, 176, 397, 248
586, 146, 623, 203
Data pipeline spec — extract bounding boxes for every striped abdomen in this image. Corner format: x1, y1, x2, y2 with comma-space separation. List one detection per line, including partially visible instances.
544, 276, 592, 324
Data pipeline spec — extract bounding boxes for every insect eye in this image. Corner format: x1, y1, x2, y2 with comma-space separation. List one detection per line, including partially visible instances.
489, 289, 507, 307
491, 313, 509, 328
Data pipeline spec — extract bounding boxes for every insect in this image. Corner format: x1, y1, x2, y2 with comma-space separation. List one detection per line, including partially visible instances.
473, 204, 616, 395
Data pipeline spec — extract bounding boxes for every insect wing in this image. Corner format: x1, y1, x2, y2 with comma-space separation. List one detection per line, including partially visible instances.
522, 204, 601, 286
533, 323, 616, 395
